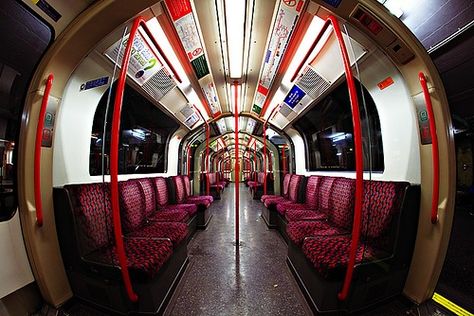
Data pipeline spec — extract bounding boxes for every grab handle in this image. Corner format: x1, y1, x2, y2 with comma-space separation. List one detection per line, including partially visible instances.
34, 74, 54, 227
419, 72, 439, 224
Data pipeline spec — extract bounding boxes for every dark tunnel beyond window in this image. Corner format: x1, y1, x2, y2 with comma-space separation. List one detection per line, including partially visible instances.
294, 80, 384, 172
90, 84, 179, 175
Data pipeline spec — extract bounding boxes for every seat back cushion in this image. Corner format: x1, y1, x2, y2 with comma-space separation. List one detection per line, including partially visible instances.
305, 176, 321, 209
119, 180, 146, 233
288, 175, 303, 202
282, 173, 292, 197
153, 177, 169, 207
69, 183, 113, 254
173, 176, 186, 203
362, 181, 408, 239
137, 178, 156, 218
318, 177, 336, 215
182, 175, 191, 197
258, 172, 265, 184
328, 178, 355, 229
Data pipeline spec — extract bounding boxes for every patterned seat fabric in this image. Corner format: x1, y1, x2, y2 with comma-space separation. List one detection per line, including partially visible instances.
327, 178, 356, 230
148, 209, 190, 223
287, 221, 347, 246
69, 183, 113, 255
360, 180, 408, 251
180, 175, 213, 206
162, 203, 198, 217
287, 174, 303, 202
260, 173, 292, 203
86, 237, 173, 278
317, 177, 336, 216
264, 196, 288, 208
302, 235, 377, 279
285, 209, 327, 223
118, 180, 147, 234
119, 180, 188, 246
127, 221, 188, 247
275, 176, 321, 215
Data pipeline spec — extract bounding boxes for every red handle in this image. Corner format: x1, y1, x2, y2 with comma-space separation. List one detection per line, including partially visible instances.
263, 123, 267, 195
419, 72, 439, 224
34, 74, 54, 227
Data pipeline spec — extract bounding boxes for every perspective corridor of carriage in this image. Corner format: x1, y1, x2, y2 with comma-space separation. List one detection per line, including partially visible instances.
0, 0, 473, 315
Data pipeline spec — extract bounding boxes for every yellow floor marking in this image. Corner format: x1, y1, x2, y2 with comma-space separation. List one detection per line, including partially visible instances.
433, 292, 473, 316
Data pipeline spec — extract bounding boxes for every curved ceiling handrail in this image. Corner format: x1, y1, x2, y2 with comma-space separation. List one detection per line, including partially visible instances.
419, 72, 439, 224
34, 73, 54, 227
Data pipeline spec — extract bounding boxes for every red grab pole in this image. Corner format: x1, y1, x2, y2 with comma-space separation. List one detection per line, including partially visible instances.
205, 124, 210, 195
254, 141, 257, 182
110, 17, 143, 303
34, 73, 53, 227
234, 81, 240, 244
187, 146, 192, 178
263, 123, 267, 195
326, 16, 364, 302
419, 72, 439, 224
282, 144, 287, 175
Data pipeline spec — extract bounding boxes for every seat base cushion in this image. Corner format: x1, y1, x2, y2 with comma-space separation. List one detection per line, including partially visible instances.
127, 222, 188, 247
149, 210, 190, 223
276, 202, 314, 215
264, 197, 288, 208
86, 237, 173, 278
162, 204, 198, 217
285, 210, 327, 222
302, 235, 377, 279
287, 221, 347, 246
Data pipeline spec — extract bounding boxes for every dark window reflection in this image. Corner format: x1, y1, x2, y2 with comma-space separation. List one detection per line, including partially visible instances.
0, 0, 52, 221
294, 80, 384, 172
90, 84, 179, 175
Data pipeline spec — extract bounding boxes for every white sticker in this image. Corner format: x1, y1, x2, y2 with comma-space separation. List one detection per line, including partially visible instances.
104, 31, 163, 86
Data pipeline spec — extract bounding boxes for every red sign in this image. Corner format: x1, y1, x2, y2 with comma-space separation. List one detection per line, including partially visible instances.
165, 0, 192, 21
283, 0, 297, 7
192, 48, 203, 56
377, 77, 394, 90
257, 84, 269, 96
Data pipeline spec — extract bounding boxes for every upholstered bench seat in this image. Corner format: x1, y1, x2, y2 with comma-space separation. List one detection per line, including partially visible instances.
86, 237, 173, 278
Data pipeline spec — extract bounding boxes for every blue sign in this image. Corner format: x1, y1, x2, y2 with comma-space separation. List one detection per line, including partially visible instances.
283, 85, 306, 109
80, 76, 109, 91
322, 0, 342, 8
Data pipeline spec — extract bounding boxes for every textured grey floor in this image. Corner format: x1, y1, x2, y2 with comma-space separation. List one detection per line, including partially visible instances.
164, 184, 312, 316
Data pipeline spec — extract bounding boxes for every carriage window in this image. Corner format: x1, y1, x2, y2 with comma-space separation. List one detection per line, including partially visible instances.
90, 84, 179, 175
294, 80, 384, 171
0, 0, 52, 221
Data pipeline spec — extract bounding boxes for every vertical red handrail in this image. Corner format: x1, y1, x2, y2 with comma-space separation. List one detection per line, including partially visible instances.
254, 141, 257, 182
110, 17, 143, 303
419, 72, 439, 224
263, 123, 267, 195
328, 16, 364, 301
187, 146, 192, 178
234, 82, 240, 244
205, 124, 210, 195
34, 74, 53, 227
192, 104, 210, 195
282, 144, 287, 175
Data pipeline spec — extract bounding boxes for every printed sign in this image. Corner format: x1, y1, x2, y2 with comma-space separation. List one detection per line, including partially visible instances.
284, 85, 306, 108
413, 93, 432, 145
80, 76, 109, 91
104, 31, 163, 86
252, 0, 306, 115
165, 0, 193, 21
184, 112, 199, 128
41, 95, 60, 147
202, 81, 221, 116
32, 0, 61, 22
377, 77, 394, 90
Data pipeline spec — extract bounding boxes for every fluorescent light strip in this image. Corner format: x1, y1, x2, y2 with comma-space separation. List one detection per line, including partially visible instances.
225, 0, 246, 78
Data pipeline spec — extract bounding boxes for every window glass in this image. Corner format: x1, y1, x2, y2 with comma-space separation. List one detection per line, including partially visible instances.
0, 0, 52, 221
90, 84, 179, 175
294, 80, 384, 171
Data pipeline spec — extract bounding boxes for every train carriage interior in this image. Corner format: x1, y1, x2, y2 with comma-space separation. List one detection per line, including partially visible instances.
0, 0, 473, 315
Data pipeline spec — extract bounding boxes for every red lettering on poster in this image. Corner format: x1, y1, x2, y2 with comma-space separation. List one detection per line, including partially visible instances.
257, 84, 269, 96
165, 0, 192, 21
